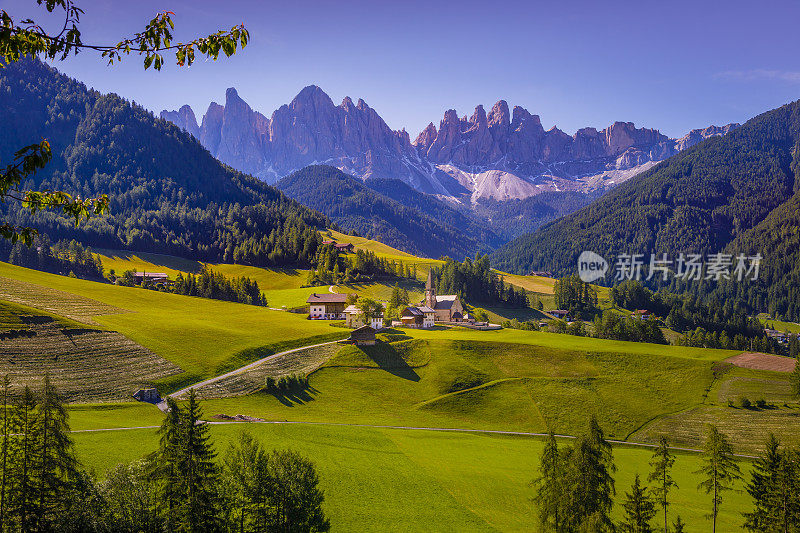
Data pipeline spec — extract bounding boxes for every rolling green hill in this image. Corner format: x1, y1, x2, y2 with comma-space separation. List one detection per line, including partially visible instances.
492, 98, 800, 320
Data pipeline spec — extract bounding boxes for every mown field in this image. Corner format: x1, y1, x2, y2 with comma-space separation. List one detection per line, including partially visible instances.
0, 262, 347, 392
71, 422, 753, 532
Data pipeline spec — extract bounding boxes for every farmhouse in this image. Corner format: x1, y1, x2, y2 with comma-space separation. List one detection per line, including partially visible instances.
322, 240, 355, 253
307, 293, 351, 319
423, 271, 465, 322
550, 310, 569, 320
348, 325, 377, 346
133, 272, 168, 284
632, 309, 655, 320
133, 388, 161, 403
344, 304, 384, 329
400, 306, 435, 328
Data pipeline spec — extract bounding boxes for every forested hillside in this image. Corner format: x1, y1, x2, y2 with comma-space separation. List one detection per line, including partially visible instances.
0, 59, 329, 266
278, 165, 499, 259
492, 99, 800, 320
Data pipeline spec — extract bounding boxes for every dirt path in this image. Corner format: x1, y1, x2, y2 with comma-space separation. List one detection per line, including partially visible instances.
169, 340, 343, 399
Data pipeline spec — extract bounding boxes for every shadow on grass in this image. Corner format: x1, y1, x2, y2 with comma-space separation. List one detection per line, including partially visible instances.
357, 343, 420, 382
270, 385, 320, 407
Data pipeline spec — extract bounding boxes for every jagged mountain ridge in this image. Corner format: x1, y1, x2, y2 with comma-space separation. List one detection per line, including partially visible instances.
162, 87, 738, 203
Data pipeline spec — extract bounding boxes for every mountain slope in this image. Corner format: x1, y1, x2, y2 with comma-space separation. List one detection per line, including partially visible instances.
0, 59, 329, 266
161, 87, 737, 207
492, 99, 800, 319
277, 165, 499, 258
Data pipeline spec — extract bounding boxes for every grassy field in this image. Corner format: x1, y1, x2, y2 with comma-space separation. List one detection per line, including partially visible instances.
0, 262, 348, 392
193, 334, 731, 443
759, 316, 800, 334
71, 422, 753, 532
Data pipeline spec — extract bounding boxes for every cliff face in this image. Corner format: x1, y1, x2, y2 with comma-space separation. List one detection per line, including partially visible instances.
161, 87, 738, 202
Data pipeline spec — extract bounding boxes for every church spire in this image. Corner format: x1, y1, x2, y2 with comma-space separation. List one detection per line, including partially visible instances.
425, 269, 436, 308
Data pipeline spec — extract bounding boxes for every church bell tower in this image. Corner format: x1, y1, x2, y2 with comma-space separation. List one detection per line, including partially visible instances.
425, 270, 436, 308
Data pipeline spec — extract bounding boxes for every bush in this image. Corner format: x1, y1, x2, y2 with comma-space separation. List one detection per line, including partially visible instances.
739, 397, 752, 409
756, 398, 767, 409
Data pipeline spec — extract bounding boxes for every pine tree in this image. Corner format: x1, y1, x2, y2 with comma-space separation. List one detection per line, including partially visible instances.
743, 434, 799, 532
648, 437, 677, 533
619, 474, 656, 533
672, 515, 686, 533
696, 424, 742, 533
565, 416, 616, 531
10, 387, 40, 533
153, 397, 184, 532
34, 374, 79, 529
533, 432, 565, 531
179, 389, 220, 532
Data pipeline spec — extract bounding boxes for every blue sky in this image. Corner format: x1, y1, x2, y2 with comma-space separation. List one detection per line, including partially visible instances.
7, 0, 800, 138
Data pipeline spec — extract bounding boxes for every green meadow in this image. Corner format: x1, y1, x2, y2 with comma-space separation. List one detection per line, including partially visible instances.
71, 423, 753, 532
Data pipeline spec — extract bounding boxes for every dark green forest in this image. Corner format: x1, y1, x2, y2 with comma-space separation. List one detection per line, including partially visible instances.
431, 255, 528, 307
277, 165, 499, 259
0, 59, 329, 267
492, 98, 800, 321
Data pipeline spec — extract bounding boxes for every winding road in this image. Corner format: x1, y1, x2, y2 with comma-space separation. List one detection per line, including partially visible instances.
168, 340, 343, 400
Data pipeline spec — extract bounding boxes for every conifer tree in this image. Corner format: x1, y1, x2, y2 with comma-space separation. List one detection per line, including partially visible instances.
565, 416, 616, 531
743, 434, 799, 532
696, 425, 742, 533
619, 474, 656, 533
153, 397, 184, 532
10, 386, 39, 533
648, 437, 677, 533
35, 373, 78, 529
672, 515, 686, 533
179, 389, 220, 532
791, 359, 800, 399
533, 432, 566, 531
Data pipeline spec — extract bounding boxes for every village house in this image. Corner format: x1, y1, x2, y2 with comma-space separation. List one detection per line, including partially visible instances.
400, 305, 435, 328
133, 272, 169, 284
423, 271, 465, 322
631, 309, 655, 320
344, 304, 384, 330
765, 329, 789, 343
348, 325, 377, 346
132, 388, 161, 403
307, 293, 351, 319
550, 310, 569, 320
322, 240, 355, 253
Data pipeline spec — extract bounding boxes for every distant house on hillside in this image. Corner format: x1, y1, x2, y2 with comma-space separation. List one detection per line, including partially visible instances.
550, 310, 569, 320
400, 305, 435, 329
307, 293, 351, 319
348, 325, 376, 346
344, 304, 384, 329
528, 271, 553, 278
423, 271, 465, 322
322, 240, 355, 253
631, 309, 654, 320
133, 272, 168, 284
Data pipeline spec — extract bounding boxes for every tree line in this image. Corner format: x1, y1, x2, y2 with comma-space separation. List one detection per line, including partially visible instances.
534, 416, 800, 532
432, 255, 528, 308
0, 376, 328, 532
2, 236, 103, 279
306, 246, 416, 287
117, 266, 268, 307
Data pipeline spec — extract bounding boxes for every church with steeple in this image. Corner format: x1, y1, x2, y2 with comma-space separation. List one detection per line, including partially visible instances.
423, 269, 465, 322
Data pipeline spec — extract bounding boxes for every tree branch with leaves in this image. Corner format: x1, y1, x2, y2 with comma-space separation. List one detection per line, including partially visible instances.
0, 0, 249, 245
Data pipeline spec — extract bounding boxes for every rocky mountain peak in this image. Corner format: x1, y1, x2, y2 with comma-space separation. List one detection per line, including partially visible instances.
162, 86, 739, 201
